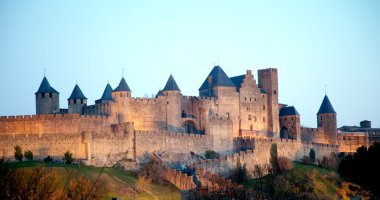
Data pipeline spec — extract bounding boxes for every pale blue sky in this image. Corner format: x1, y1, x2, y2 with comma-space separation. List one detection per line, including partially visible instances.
0, 1, 379, 128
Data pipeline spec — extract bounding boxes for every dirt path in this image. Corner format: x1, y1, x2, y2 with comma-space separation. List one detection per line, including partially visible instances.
112, 176, 159, 200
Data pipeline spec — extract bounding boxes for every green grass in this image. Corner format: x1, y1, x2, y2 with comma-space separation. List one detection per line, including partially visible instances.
3, 161, 181, 200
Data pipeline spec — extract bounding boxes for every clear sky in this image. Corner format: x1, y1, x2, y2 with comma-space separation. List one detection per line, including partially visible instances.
0, 1, 379, 128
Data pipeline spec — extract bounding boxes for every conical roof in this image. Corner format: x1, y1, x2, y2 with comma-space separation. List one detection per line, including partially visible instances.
68, 84, 87, 100
317, 95, 336, 115
114, 77, 131, 92
199, 65, 236, 90
280, 106, 300, 116
35, 76, 59, 94
163, 75, 180, 91
99, 83, 113, 101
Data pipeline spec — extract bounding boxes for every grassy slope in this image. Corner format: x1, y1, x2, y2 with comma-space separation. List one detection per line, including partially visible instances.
293, 162, 339, 199
5, 161, 181, 200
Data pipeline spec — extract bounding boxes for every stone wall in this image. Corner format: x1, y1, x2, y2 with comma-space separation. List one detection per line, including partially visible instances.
194, 137, 338, 177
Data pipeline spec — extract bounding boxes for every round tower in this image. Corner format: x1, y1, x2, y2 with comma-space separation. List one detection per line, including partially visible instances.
317, 95, 337, 144
279, 106, 301, 140
162, 75, 182, 132
35, 76, 60, 114
68, 84, 87, 114
112, 77, 132, 101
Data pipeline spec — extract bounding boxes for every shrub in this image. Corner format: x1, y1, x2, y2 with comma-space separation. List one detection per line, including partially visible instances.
301, 155, 312, 164
318, 153, 339, 169
270, 143, 279, 170
139, 159, 165, 184
231, 158, 248, 184
63, 151, 73, 165
24, 150, 33, 161
44, 155, 53, 163
278, 156, 294, 171
14, 146, 23, 162
204, 150, 220, 159
309, 149, 316, 163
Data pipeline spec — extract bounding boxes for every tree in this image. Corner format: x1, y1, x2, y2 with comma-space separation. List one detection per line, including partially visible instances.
14, 146, 23, 162
270, 143, 279, 171
24, 150, 33, 161
309, 149, 316, 163
231, 158, 248, 184
204, 150, 220, 159
63, 151, 74, 165
44, 155, 53, 163
338, 142, 380, 197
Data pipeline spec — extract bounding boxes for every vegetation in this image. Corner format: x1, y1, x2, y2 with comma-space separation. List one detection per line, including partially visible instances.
14, 146, 23, 162
44, 155, 53, 163
278, 156, 293, 172
0, 161, 181, 200
230, 158, 248, 184
338, 142, 380, 197
24, 150, 33, 161
63, 151, 73, 165
270, 143, 279, 170
309, 148, 316, 163
204, 150, 220, 159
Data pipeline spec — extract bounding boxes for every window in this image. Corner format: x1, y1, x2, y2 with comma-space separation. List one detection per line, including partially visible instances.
248, 115, 252, 120
42, 93, 46, 98
74, 99, 77, 104
274, 90, 277, 95
120, 93, 122, 97
49, 93, 52, 98
81, 99, 83, 104
250, 98, 252, 101
320, 116, 323, 120
245, 97, 247, 101
263, 117, 266, 122
226, 113, 230, 119
263, 105, 266, 110
255, 98, 257, 101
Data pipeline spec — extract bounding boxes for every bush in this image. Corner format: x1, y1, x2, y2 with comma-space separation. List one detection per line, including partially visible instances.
44, 155, 53, 163
339, 143, 380, 197
270, 143, 279, 170
24, 150, 33, 161
309, 149, 316, 163
139, 159, 165, 184
14, 146, 23, 162
278, 156, 294, 172
204, 150, 220, 159
63, 151, 73, 165
318, 153, 339, 169
301, 155, 312, 164
231, 158, 248, 184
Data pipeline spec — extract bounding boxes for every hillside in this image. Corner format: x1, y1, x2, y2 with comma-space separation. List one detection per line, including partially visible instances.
3, 161, 181, 200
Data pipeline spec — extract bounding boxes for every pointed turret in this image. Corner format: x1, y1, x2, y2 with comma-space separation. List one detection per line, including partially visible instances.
96, 83, 113, 104
112, 77, 132, 99
163, 75, 180, 91
199, 65, 236, 97
317, 95, 337, 144
317, 95, 336, 115
35, 76, 60, 114
68, 84, 87, 114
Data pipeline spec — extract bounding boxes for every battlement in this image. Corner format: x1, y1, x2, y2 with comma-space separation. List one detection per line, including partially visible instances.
0, 114, 109, 122
258, 68, 278, 73
134, 130, 206, 138
199, 96, 215, 101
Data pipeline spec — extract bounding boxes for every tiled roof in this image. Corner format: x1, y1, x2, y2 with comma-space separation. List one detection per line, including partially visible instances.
114, 77, 131, 92
68, 84, 87, 100
280, 106, 300, 116
317, 95, 336, 114
163, 75, 180, 91
35, 77, 59, 94
199, 66, 236, 90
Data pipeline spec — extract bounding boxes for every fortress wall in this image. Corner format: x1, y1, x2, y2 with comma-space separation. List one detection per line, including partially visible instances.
301, 127, 325, 143
194, 137, 338, 177
0, 114, 112, 162
0, 114, 110, 135
0, 132, 86, 160
134, 130, 211, 161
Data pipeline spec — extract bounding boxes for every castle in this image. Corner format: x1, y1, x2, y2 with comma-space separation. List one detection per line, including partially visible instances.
0, 66, 339, 173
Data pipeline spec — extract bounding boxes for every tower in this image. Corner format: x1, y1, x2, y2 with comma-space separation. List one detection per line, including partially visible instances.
317, 95, 337, 144
199, 65, 236, 97
95, 83, 113, 104
112, 77, 131, 101
162, 75, 182, 131
35, 76, 60, 114
279, 106, 301, 140
258, 68, 280, 136
68, 84, 87, 114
